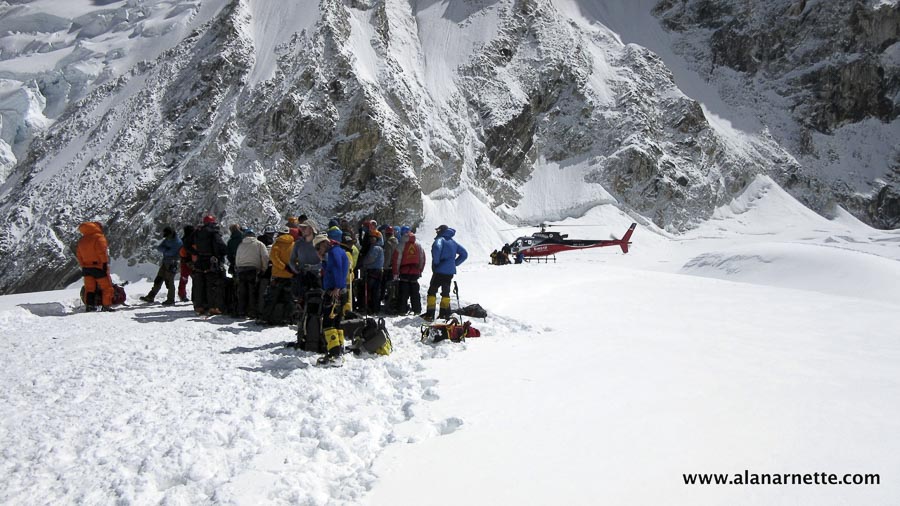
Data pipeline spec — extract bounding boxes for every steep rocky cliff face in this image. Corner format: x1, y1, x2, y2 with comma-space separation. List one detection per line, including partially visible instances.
0, 0, 894, 293
653, 0, 900, 228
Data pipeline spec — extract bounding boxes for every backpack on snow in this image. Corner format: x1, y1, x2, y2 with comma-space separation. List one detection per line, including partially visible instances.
297, 288, 325, 352
384, 279, 400, 314
259, 279, 295, 326
348, 317, 392, 355
420, 317, 480, 344
80, 282, 127, 307
458, 303, 488, 319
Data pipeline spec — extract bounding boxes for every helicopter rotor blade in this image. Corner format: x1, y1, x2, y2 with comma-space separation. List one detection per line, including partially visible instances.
498, 223, 613, 231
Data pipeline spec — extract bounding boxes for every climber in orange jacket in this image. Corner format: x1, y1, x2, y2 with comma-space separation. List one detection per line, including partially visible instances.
76, 221, 116, 311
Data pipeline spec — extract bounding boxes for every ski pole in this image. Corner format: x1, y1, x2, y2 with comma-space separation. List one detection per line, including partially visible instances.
363, 271, 369, 321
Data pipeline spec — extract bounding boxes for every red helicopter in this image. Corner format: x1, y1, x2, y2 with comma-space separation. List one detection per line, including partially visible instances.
506, 222, 636, 260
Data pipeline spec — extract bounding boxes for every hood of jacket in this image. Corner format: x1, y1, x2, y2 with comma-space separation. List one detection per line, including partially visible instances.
326, 226, 343, 242
438, 228, 456, 240
202, 222, 221, 234
274, 233, 294, 247
79, 222, 103, 236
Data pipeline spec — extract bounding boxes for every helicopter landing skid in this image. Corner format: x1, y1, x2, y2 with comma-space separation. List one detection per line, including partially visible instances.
524, 255, 556, 263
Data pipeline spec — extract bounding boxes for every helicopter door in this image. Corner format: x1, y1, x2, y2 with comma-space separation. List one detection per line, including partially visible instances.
510, 238, 527, 253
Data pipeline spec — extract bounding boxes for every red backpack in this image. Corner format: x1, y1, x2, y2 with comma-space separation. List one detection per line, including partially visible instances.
420, 317, 481, 343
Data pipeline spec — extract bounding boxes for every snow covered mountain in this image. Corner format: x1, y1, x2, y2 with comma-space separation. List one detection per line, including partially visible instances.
0, 0, 896, 294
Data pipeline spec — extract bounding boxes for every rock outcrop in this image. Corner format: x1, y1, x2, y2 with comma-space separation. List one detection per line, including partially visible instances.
654, 0, 900, 228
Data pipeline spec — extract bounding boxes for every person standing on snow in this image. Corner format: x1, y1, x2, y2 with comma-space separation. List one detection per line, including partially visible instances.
192, 215, 228, 316
226, 224, 244, 276
76, 221, 116, 312
381, 226, 399, 313
393, 231, 426, 315
340, 232, 359, 316
289, 219, 321, 304
234, 228, 269, 318
422, 224, 468, 321
140, 226, 182, 305
362, 230, 385, 314
259, 226, 296, 324
314, 234, 350, 367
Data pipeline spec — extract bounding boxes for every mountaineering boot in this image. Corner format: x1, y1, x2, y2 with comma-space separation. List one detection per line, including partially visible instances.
316, 354, 343, 367
438, 296, 452, 320
180, 296, 190, 302
101, 306, 116, 312
142, 282, 161, 302
317, 328, 344, 367
323, 327, 344, 355
161, 299, 175, 306
85, 305, 97, 312
421, 295, 436, 321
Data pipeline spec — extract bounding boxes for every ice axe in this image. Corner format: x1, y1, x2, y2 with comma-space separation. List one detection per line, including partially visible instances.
453, 281, 462, 322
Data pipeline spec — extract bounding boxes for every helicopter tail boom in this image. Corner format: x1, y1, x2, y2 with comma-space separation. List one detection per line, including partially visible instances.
619, 223, 636, 254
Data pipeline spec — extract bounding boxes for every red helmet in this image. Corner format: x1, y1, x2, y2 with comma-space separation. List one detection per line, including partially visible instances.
203, 215, 216, 225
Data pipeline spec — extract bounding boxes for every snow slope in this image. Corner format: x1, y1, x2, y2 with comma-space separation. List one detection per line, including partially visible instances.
0, 0, 229, 177
246, 0, 319, 87
2, 177, 899, 504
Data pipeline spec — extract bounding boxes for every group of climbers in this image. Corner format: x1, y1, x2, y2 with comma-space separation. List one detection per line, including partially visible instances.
75, 216, 468, 364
